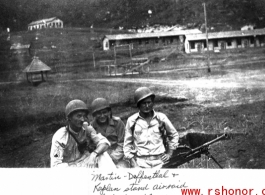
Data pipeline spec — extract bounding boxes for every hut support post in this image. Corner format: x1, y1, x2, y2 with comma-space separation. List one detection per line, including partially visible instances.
26, 73, 29, 82
41, 71, 44, 81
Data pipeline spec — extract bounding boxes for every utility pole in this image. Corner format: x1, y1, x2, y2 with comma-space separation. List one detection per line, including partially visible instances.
92, 52, 96, 69
203, 2, 211, 73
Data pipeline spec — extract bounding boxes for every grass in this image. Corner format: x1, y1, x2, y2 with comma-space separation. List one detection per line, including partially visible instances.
0, 79, 143, 136
1, 46, 265, 134
164, 100, 265, 169
1, 28, 265, 168
1, 65, 265, 168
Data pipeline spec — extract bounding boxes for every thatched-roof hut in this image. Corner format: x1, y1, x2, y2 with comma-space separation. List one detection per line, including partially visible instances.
23, 56, 51, 83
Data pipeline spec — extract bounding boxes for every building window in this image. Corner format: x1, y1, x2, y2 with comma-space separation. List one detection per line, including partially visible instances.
145, 39, 149, 45
190, 42, 195, 49
237, 38, 241, 45
155, 39, 159, 44
213, 40, 218, 47
250, 37, 254, 44
243, 39, 249, 47
110, 41, 115, 47
203, 41, 206, 48
259, 36, 265, 43
220, 41, 226, 49
227, 40, 232, 46
139, 40, 142, 45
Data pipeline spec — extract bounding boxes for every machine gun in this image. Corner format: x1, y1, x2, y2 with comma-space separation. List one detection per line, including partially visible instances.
163, 133, 227, 168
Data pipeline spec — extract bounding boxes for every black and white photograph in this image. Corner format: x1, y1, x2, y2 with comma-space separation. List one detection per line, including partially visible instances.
0, 0, 265, 194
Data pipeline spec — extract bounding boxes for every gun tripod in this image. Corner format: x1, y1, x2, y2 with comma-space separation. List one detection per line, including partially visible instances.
204, 151, 223, 169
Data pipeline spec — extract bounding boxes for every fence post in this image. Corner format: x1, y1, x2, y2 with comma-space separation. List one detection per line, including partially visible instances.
93, 52, 96, 69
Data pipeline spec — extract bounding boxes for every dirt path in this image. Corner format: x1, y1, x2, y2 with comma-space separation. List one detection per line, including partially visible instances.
88, 71, 265, 89
1, 58, 265, 86
81, 70, 265, 124
1, 64, 265, 168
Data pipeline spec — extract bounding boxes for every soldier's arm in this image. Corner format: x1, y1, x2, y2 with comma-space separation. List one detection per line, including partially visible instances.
123, 119, 135, 159
50, 139, 69, 168
85, 124, 110, 155
50, 131, 91, 167
163, 114, 179, 150
108, 119, 125, 162
67, 125, 110, 168
50, 130, 82, 167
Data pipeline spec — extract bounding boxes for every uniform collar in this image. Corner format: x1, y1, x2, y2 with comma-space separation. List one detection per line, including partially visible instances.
68, 125, 82, 135
109, 117, 115, 126
92, 117, 115, 128
137, 110, 157, 120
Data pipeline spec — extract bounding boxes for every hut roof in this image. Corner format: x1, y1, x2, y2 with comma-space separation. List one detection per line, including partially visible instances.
23, 57, 51, 73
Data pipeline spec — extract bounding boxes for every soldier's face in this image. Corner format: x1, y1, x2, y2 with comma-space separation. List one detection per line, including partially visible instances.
68, 111, 88, 131
139, 97, 154, 114
94, 108, 110, 124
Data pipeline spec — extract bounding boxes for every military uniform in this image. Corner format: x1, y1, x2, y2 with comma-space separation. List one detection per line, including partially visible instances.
124, 110, 179, 168
50, 125, 114, 168
91, 116, 129, 168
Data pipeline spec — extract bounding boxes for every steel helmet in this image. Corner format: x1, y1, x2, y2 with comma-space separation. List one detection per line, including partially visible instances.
134, 87, 155, 106
65, 99, 88, 117
91, 98, 111, 115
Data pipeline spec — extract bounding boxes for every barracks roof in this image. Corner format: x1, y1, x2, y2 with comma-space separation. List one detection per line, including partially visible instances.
185, 29, 265, 41
104, 29, 202, 41
28, 17, 62, 26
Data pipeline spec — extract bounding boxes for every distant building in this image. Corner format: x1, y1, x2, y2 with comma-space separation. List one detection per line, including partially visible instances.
241, 25, 255, 31
104, 28, 265, 54
185, 29, 265, 53
10, 43, 30, 50
28, 17, 63, 31
102, 29, 202, 51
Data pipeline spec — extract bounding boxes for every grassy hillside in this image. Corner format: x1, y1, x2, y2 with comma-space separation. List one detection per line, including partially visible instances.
1, 25, 265, 168
0, 28, 134, 80
1, 0, 265, 32
0, 27, 170, 83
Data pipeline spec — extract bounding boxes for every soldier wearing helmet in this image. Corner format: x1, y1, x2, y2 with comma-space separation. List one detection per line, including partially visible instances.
90, 98, 129, 168
124, 87, 179, 168
50, 99, 116, 168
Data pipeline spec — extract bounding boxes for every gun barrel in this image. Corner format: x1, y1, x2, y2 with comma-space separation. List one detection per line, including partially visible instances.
163, 133, 227, 168
189, 133, 227, 154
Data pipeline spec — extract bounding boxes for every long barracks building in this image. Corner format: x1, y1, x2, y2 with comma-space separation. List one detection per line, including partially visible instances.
102, 29, 201, 51
103, 28, 265, 53
185, 28, 265, 53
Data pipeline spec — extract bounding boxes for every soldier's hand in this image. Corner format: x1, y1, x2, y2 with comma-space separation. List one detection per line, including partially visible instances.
161, 153, 171, 163
86, 152, 98, 168
130, 158, 140, 168
161, 150, 173, 163
82, 122, 89, 130
68, 162, 77, 167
